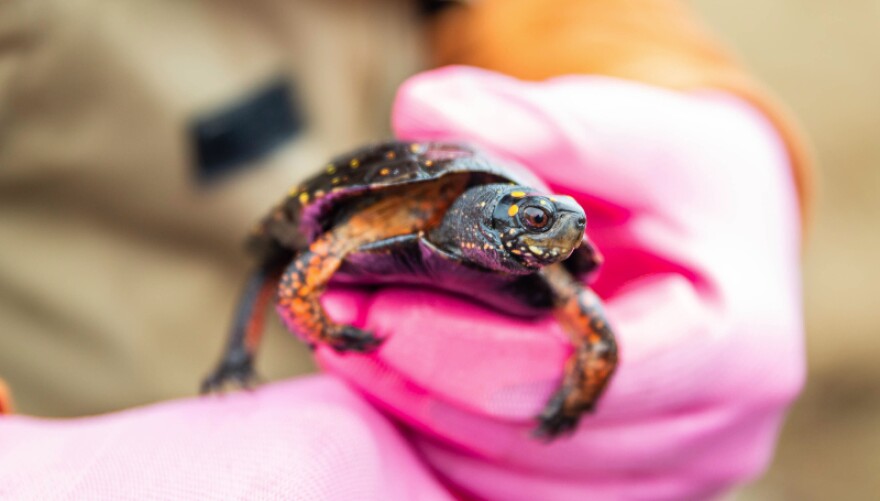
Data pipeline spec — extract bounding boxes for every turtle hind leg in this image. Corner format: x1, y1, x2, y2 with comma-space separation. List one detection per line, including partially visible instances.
277, 240, 383, 354
200, 345, 260, 394
201, 263, 280, 393
536, 267, 618, 439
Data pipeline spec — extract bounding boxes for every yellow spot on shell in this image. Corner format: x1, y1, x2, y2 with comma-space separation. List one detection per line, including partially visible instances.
528, 245, 544, 256
425, 160, 434, 167
379, 168, 390, 176
331, 177, 342, 185
507, 205, 519, 217
326, 164, 337, 174
479, 202, 486, 207
385, 151, 396, 159
540, 199, 548, 206
409, 143, 422, 153
350, 159, 360, 168
298, 192, 310, 204
549, 197, 558, 202
314, 190, 325, 198
511, 191, 526, 198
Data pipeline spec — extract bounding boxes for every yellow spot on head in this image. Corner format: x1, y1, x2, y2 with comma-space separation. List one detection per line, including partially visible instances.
314, 189, 325, 198
379, 168, 390, 176
326, 164, 337, 174
331, 177, 341, 185
511, 191, 526, 198
298, 192, 310, 204
507, 205, 519, 217
350, 159, 360, 168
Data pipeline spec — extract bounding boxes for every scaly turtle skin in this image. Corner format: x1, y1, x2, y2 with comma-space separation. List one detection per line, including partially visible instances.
202, 141, 618, 438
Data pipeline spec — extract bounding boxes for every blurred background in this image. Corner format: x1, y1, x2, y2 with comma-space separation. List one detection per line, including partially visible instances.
1, 1, 877, 499
689, 1, 880, 499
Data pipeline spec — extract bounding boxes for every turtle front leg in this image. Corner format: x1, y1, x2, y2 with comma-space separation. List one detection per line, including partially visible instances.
537, 267, 618, 438
277, 241, 383, 353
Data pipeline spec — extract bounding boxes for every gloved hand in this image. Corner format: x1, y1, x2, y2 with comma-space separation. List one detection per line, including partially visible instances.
0, 66, 804, 501
317, 66, 805, 500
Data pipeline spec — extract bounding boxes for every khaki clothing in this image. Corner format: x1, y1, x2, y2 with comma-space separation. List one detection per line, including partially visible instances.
0, 0, 424, 416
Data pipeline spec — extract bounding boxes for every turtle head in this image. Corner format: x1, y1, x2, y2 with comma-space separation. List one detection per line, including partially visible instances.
431, 184, 587, 274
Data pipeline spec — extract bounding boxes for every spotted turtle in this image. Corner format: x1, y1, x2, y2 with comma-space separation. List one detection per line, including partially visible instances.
202, 141, 618, 437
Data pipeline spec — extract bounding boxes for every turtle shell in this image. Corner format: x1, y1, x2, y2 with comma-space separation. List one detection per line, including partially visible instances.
251, 141, 541, 255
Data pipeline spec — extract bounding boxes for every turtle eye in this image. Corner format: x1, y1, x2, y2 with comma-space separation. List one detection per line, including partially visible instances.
520, 205, 552, 230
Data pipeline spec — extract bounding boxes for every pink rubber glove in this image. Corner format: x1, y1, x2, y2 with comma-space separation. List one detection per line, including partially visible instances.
316, 67, 805, 499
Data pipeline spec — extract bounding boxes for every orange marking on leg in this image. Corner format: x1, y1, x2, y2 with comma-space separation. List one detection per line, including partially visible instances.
244, 276, 279, 352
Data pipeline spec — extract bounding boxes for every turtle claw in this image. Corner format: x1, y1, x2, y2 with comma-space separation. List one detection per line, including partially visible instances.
533, 388, 590, 440
200, 350, 259, 394
329, 326, 384, 353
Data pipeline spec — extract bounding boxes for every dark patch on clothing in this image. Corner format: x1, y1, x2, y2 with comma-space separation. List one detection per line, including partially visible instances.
192, 78, 302, 183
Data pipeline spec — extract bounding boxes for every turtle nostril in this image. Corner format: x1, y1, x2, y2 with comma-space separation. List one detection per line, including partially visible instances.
577, 216, 586, 229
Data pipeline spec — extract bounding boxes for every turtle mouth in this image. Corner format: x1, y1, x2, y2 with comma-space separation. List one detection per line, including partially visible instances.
516, 241, 577, 269
510, 212, 585, 269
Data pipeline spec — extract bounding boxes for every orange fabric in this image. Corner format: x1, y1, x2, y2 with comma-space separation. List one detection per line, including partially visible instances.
429, 0, 814, 228
0, 379, 11, 414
